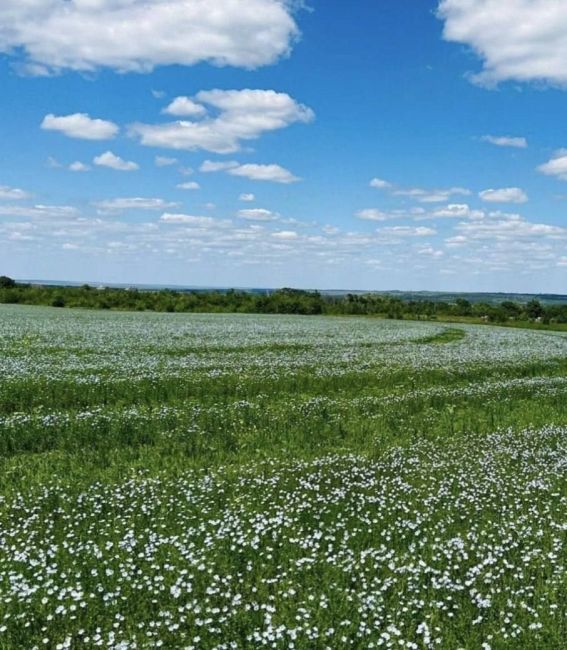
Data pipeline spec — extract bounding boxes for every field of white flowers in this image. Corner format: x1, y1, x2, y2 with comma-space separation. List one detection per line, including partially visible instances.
0, 305, 565, 649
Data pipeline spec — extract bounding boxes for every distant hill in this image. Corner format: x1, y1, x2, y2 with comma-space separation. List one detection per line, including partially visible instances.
16, 280, 567, 305
319, 290, 567, 305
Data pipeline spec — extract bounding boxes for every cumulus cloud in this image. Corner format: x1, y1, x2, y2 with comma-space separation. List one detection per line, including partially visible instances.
238, 208, 279, 221
69, 161, 91, 172
0, 204, 78, 219
538, 151, 567, 181
368, 177, 472, 204
429, 204, 484, 219
130, 89, 314, 153
0, 185, 30, 200
163, 97, 207, 117
41, 113, 118, 140
3, 194, 565, 279
438, 0, 567, 86
417, 246, 444, 258
159, 213, 224, 227
93, 151, 139, 171
0, 0, 299, 74
228, 163, 299, 184
393, 186, 471, 203
239, 193, 256, 202
379, 226, 437, 237
154, 156, 178, 167
453, 214, 566, 242
356, 203, 486, 222
94, 198, 179, 212
479, 187, 528, 204
176, 182, 200, 190
481, 135, 527, 149
369, 177, 392, 189
272, 230, 298, 240
356, 209, 395, 222
200, 160, 240, 173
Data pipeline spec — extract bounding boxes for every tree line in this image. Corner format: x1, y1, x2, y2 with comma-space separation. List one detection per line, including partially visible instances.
0, 276, 565, 324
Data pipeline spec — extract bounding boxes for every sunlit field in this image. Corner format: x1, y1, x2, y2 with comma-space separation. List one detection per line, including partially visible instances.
0, 305, 565, 649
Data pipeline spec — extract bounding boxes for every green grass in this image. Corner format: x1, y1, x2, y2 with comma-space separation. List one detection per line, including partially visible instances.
413, 328, 467, 344
431, 315, 567, 333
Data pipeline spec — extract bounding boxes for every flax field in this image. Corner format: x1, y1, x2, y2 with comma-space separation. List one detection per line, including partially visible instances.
0, 305, 566, 650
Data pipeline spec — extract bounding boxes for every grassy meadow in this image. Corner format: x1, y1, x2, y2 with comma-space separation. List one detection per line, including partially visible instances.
0, 305, 565, 649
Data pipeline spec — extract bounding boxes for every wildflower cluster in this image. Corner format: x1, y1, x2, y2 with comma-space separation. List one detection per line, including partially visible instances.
0, 305, 565, 648
0, 427, 565, 648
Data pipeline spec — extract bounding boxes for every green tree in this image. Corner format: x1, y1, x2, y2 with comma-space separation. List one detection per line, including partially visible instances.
0, 276, 16, 288
454, 298, 472, 316
525, 299, 544, 320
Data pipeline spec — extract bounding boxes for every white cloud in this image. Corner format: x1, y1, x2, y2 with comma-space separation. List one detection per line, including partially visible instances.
379, 226, 437, 237
159, 213, 223, 227
155, 156, 178, 167
393, 186, 471, 203
181, 158, 296, 184
438, 0, 567, 86
130, 89, 314, 153
356, 209, 394, 222
46, 157, 62, 169
228, 163, 299, 184
272, 230, 298, 240
370, 178, 472, 204
479, 187, 528, 204
41, 113, 118, 140
69, 161, 91, 172
417, 246, 444, 258
429, 203, 484, 219
200, 160, 240, 173
238, 208, 279, 221
239, 193, 256, 202
0, 185, 30, 200
176, 182, 201, 190
453, 214, 566, 242
481, 135, 527, 149
94, 198, 179, 212
3, 195, 565, 279
163, 97, 207, 117
356, 203, 485, 222
93, 151, 139, 172
0, 204, 78, 219
538, 151, 567, 181
0, 0, 299, 74
369, 177, 392, 189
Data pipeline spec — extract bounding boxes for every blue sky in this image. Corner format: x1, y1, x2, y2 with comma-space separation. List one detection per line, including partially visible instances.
0, 0, 566, 292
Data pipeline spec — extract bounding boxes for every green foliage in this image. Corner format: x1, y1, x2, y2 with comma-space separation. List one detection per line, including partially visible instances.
1, 281, 566, 325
